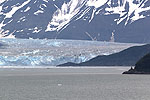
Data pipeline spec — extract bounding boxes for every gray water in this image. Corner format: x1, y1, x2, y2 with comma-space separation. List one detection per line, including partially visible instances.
0, 67, 150, 100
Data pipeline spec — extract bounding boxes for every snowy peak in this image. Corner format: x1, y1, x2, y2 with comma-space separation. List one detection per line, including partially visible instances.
0, 0, 150, 43
46, 0, 150, 32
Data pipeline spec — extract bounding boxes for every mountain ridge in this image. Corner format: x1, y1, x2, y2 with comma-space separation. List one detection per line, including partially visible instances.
0, 0, 150, 43
58, 44, 150, 66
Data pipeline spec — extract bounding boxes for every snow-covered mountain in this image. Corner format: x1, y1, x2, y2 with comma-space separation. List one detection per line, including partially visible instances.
0, 0, 150, 43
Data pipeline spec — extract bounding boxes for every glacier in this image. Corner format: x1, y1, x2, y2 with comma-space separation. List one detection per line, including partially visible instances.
0, 38, 141, 67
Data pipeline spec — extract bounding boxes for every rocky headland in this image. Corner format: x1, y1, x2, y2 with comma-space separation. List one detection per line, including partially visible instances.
123, 53, 150, 74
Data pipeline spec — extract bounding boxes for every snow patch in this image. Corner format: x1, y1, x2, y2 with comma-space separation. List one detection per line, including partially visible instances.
32, 27, 42, 33
24, 6, 31, 12
4, 0, 31, 19
0, 31, 16, 39
34, 10, 44, 15
43, 0, 49, 3
45, 0, 86, 32
0, 0, 7, 4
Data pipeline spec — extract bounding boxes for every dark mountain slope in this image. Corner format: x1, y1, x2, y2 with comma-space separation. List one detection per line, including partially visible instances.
123, 53, 150, 74
135, 53, 150, 72
58, 44, 150, 66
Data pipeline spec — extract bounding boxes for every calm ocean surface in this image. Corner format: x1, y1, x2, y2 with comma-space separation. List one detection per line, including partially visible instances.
0, 67, 150, 100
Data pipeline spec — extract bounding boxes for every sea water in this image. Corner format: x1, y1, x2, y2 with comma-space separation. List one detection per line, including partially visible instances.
0, 67, 149, 100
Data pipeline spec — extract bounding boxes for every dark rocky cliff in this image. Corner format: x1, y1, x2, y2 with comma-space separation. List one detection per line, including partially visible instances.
123, 53, 150, 74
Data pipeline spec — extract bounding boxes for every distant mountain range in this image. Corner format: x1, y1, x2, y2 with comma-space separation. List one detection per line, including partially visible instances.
0, 0, 150, 43
58, 44, 150, 66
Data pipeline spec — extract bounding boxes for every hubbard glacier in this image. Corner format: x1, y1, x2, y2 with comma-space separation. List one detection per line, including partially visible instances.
0, 39, 141, 67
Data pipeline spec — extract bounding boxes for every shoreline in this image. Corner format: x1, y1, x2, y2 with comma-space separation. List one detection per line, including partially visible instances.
0, 66, 131, 69
0, 67, 130, 76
